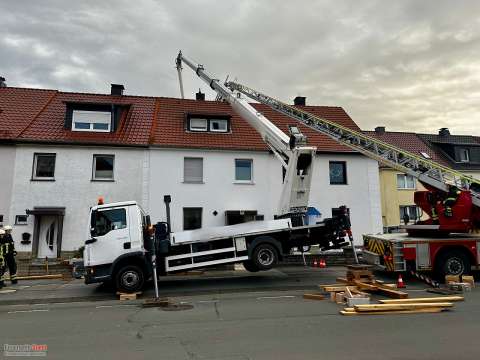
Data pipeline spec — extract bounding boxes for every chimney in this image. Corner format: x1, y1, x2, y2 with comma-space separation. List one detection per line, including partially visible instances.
0, 77, 6, 88
375, 126, 386, 135
110, 84, 124, 96
439, 128, 450, 136
294, 96, 306, 106
196, 89, 205, 101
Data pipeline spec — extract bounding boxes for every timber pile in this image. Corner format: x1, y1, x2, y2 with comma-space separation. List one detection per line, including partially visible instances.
340, 296, 464, 315
319, 265, 408, 302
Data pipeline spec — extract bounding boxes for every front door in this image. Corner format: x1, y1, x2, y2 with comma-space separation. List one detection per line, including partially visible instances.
38, 216, 58, 258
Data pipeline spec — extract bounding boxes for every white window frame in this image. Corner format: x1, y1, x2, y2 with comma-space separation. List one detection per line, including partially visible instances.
183, 157, 204, 183
15, 215, 28, 225
32, 153, 56, 180
189, 118, 208, 132
234, 159, 254, 183
397, 174, 416, 190
72, 110, 111, 133
459, 148, 470, 163
209, 119, 228, 133
399, 205, 420, 223
92, 154, 115, 181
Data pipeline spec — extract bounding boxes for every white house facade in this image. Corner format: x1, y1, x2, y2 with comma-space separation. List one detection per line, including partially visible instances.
0, 85, 383, 258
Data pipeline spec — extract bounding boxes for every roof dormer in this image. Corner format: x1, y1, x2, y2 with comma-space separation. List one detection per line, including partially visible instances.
64, 102, 128, 133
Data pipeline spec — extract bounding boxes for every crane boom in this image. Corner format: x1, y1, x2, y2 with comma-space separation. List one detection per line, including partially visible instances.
226, 81, 480, 208
175, 52, 317, 222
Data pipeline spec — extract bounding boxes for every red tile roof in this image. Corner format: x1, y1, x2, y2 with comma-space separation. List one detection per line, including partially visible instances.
364, 130, 450, 166
1, 86, 361, 153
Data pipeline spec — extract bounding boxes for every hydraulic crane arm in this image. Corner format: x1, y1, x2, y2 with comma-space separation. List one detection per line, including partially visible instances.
176, 52, 317, 221
226, 81, 480, 209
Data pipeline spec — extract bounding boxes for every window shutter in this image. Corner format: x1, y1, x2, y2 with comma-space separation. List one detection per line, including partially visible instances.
184, 158, 203, 182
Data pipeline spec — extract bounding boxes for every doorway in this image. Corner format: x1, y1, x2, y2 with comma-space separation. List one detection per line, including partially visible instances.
27, 207, 65, 259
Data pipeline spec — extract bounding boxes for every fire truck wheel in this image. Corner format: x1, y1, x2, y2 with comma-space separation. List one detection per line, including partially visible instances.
252, 243, 278, 271
115, 265, 145, 293
242, 260, 260, 272
436, 250, 471, 278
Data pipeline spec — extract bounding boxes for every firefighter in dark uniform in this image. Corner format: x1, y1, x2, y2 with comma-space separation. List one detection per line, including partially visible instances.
0, 229, 6, 288
443, 186, 462, 218
2, 226, 17, 285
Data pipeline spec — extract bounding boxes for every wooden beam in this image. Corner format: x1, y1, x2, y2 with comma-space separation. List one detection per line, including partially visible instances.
354, 302, 453, 312
15, 274, 64, 281
303, 293, 325, 301
379, 296, 464, 304
376, 286, 409, 299
340, 308, 445, 316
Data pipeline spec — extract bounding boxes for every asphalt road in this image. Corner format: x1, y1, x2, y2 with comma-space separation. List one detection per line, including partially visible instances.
0, 267, 479, 359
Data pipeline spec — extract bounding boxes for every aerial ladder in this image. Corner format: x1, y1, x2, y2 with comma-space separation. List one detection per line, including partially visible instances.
225, 82, 480, 235
176, 52, 319, 226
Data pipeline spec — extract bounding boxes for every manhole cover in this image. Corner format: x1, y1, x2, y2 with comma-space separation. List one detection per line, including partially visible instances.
159, 303, 194, 311
0, 289, 16, 294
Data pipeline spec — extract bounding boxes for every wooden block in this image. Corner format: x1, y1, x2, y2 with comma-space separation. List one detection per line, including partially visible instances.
340, 308, 445, 316
303, 293, 325, 301
119, 293, 137, 301
335, 292, 346, 304
445, 275, 460, 284
461, 275, 475, 288
321, 285, 350, 292
330, 292, 337, 302
354, 302, 453, 312
379, 296, 464, 304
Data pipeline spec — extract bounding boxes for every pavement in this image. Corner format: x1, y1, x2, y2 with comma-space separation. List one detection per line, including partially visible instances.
0, 266, 479, 359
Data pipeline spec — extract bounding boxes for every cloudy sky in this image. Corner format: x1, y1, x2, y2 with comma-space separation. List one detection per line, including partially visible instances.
2, 0, 480, 135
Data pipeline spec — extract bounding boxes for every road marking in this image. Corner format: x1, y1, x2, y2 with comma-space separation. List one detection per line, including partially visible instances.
8, 309, 50, 314
198, 300, 219, 303
96, 305, 113, 309
256, 295, 296, 300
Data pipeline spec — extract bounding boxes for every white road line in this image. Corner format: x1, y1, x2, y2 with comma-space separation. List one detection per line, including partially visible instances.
96, 305, 113, 309
32, 303, 49, 307
256, 295, 296, 300
8, 309, 50, 314
198, 300, 219, 303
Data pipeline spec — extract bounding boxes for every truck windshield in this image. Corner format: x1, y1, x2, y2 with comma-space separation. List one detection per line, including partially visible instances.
92, 208, 127, 236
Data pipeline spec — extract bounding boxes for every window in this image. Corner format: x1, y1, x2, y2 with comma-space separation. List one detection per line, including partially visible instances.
187, 116, 230, 133
235, 159, 253, 182
420, 152, 431, 159
189, 118, 208, 132
183, 208, 202, 230
459, 148, 470, 163
329, 161, 347, 185
397, 174, 416, 189
72, 110, 111, 132
92, 155, 115, 180
399, 206, 420, 223
184, 157, 203, 183
210, 119, 228, 132
15, 215, 28, 225
0, 215, 3, 225
33, 153, 56, 180
92, 208, 127, 237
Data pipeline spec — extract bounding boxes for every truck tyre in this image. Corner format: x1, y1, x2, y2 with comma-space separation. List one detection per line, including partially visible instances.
251, 243, 278, 271
436, 250, 471, 278
242, 260, 259, 272
115, 265, 145, 293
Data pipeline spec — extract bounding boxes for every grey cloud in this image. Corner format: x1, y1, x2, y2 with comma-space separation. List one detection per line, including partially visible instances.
1, 0, 480, 135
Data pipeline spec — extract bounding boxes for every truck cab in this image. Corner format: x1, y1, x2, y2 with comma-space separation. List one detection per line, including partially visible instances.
84, 201, 152, 291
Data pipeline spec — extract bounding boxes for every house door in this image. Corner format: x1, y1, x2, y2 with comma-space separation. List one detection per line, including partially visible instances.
38, 216, 58, 259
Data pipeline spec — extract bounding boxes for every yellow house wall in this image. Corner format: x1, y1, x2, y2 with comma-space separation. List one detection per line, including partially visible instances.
379, 168, 426, 228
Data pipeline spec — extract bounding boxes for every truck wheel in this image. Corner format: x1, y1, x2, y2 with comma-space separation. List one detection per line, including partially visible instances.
242, 260, 259, 272
115, 265, 145, 293
251, 243, 278, 271
436, 250, 471, 278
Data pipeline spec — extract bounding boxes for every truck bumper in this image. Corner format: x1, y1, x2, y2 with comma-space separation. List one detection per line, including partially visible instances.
84, 264, 112, 284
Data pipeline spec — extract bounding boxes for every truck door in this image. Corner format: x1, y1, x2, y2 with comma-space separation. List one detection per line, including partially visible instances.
86, 206, 132, 266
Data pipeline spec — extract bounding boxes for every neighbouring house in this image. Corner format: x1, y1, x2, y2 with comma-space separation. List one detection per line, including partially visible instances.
0, 83, 382, 259
365, 126, 480, 232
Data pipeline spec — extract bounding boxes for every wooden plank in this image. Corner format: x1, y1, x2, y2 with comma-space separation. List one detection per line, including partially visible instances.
376, 286, 409, 299
15, 274, 64, 280
303, 293, 325, 301
336, 277, 350, 284
379, 296, 464, 304
445, 275, 460, 284
340, 308, 445, 316
345, 287, 354, 299
353, 280, 378, 291
354, 302, 453, 312
321, 285, 350, 292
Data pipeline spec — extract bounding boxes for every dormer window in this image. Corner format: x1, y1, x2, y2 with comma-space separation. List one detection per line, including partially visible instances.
187, 114, 230, 133
459, 148, 470, 163
72, 110, 111, 132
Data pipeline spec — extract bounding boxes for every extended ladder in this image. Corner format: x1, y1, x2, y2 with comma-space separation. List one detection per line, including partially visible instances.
226, 81, 480, 207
